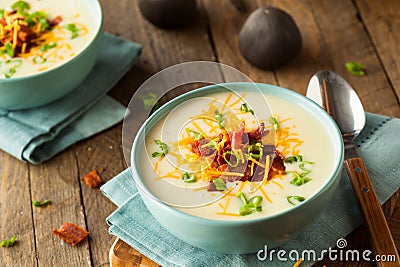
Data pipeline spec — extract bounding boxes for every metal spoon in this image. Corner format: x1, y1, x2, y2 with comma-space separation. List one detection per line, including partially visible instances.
307, 70, 400, 266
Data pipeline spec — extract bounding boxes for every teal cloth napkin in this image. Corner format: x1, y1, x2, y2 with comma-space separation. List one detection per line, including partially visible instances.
101, 113, 400, 266
0, 33, 142, 164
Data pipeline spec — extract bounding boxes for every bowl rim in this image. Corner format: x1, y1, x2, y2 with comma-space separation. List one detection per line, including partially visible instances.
0, 0, 103, 82
131, 82, 344, 225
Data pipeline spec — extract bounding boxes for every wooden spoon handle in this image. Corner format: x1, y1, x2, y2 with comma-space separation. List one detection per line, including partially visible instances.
345, 158, 400, 266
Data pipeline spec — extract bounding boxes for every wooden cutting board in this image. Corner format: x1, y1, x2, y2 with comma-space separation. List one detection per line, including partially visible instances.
110, 238, 161, 267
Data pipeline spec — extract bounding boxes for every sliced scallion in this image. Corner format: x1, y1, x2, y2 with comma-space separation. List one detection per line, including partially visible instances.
287, 196, 306, 205
214, 110, 225, 129
248, 144, 263, 159
40, 42, 57, 52
5, 43, 14, 57
32, 199, 51, 207
182, 172, 196, 183
187, 128, 204, 140
285, 155, 303, 163
236, 191, 248, 205
0, 236, 16, 247
223, 151, 239, 167
269, 116, 279, 132
33, 55, 46, 64
64, 23, 79, 39
236, 191, 263, 216
151, 140, 168, 158
240, 103, 254, 115
345, 61, 366, 76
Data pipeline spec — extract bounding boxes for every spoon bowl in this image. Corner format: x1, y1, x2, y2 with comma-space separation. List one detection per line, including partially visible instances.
306, 70, 365, 136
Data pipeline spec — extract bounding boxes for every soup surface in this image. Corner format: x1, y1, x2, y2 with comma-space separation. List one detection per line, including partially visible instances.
0, 0, 98, 78
137, 90, 336, 220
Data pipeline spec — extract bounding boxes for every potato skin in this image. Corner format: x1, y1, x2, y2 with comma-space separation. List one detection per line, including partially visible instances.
238, 7, 302, 70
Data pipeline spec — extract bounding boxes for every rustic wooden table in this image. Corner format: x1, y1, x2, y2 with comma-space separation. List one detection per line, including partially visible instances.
1, 0, 399, 266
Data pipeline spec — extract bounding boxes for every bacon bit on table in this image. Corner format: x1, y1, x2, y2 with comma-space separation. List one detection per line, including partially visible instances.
84, 170, 102, 188
52, 222, 89, 246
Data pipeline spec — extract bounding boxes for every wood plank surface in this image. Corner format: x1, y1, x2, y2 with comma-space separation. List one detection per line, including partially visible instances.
356, 0, 400, 100
0, 0, 399, 266
29, 151, 91, 266
0, 153, 36, 266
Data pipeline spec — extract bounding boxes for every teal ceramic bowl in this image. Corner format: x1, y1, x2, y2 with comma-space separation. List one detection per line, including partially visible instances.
131, 82, 344, 254
0, 0, 103, 110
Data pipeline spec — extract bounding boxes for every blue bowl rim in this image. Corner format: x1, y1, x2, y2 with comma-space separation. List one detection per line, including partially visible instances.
131, 82, 344, 225
0, 0, 103, 82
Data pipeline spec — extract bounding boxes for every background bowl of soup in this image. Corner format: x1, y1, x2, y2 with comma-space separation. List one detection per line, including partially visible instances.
0, 0, 103, 110
130, 82, 344, 254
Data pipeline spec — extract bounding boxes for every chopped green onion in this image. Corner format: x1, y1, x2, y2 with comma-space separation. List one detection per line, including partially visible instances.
214, 110, 225, 129
0, 10, 5, 19
5, 43, 14, 57
33, 55, 46, 64
287, 196, 306, 205
40, 42, 57, 52
299, 161, 314, 171
187, 128, 204, 140
287, 171, 312, 186
25, 11, 50, 30
138, 92, 158, 110
182, 172, 196, 183
238, 204, 262, 216
237, 191, 263, 216
236, 191, 248, 205
345, 61, 366, 76
32, 199, 51, 207
5, 68, 16, 77
212, 178, 227, 191
240, 103, 254, 115
248, 196, 263, 206
5, 59, 22, 68
285, 155, 303, 163
222, 151, 239, 167
239, 207, 256, 216
2, 59, 22, 77
248, 144, 263, 159
64, 23, 80, 39
269, 116, 279, 132
11, 1, 30, 12
151, 140, 168, 158
0, 236, 16, 247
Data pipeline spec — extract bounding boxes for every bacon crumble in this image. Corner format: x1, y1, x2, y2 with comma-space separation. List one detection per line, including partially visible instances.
83, 170, 102, 188
52, 222, 89, 246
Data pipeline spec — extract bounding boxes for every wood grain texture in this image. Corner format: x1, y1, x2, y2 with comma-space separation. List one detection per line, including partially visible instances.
110, 238, 160, 267
344, 158, 400, 266
304, 0, 400, 118
29, 151, 91, 266
74, 126, 125, 267
356, 0, 400, 100
0, 153, 36, 267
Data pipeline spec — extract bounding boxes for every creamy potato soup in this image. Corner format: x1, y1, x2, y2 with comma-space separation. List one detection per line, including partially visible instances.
0, 0, 98, 78
137, 91, 336, 220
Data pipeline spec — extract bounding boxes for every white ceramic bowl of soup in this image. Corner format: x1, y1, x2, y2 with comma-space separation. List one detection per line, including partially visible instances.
131, 82, 344, 254
0, 0, 103, 110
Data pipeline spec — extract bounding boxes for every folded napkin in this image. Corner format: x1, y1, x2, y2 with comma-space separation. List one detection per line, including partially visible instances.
101, 113, 400, 266
0, 33, 142, 164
